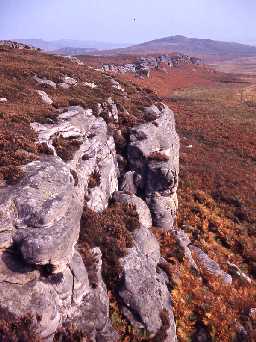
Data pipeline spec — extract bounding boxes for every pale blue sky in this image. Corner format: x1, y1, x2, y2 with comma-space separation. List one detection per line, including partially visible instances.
0, 0, 255, 44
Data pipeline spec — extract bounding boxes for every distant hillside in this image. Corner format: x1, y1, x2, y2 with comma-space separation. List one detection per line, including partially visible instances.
101, 35, 256, 61
15, 39, 128, 52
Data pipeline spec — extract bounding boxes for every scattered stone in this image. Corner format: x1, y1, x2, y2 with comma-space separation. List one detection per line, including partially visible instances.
36, 90, 53, 105
190, 246, 232, 285
64, 55, 84, 65
110, 79, 125, 92
58, 82, 70, 89
227, 262, 252, 284
62, 76, 78, 86
33, 75, 57, 89
83, 81, 97, 89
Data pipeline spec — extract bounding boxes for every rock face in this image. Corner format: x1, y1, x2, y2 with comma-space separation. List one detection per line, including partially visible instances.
0, 99, 180, 340
127, 104, 180, 230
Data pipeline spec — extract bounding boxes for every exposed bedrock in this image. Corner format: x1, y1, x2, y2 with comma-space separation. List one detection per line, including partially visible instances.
127, 104, 180, 230
113, 192, 177, 341
0, 106, 119, 340
0, 101, 180, 340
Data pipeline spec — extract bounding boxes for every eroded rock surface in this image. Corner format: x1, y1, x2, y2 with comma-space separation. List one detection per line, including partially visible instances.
128, 104, 180, 230
119, 226, 177, 341
113, 192, 177, 341
0, 100, 180, 341
0, 106, 119, 340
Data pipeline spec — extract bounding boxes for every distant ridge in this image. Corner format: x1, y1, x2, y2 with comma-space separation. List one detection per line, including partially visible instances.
97, 35, 256, 61
14, 39, 129, 52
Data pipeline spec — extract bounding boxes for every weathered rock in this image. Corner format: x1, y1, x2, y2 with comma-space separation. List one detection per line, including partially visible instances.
128, 104, 180, 230
171, 229, 198, 270
0, 97, 7, 103
113, 188, 176, 341
120, 171, 142, 194
107, 97, 119, 122
37, 90, 53, 105
83, 82, 98, 89
0, 105, 119, 339
33, 76, 57, 89
119, 226, 177, 341
0, 251, 60, 339
102, 54, 201, 76
58, 82, 70, 89
227, 262, 252, 284
67, 248, 119, 342
62, 76, 77, 86
64, 55, 84, 65
144, 104, 161, 118
147, 192, 178, 230
0, 40, 39, 50
0, 246, 116, 340
31, 106, 118, 213
190, 246, 232, 285
113, 191, 152, 229
110, 79, 125, 92
0, 156, 80, 269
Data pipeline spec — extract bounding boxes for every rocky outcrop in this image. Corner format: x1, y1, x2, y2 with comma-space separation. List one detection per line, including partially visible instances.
102, 54, 201, 77
0, 99, 179, 339
0, 40, 39, 50
127, 104, 180, 230
0, 106, 119, 340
